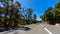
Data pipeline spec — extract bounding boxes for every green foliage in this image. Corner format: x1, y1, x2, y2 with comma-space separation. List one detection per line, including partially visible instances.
0, 0, 37, 28
40, 2, 60, 25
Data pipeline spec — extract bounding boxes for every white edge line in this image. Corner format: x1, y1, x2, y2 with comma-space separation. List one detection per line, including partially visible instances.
44, 27, 53, 34
40, 24, 53, 34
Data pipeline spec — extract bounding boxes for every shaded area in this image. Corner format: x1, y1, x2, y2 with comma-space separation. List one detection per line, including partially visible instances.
20, 26, 31, 31
0, 26, 31, 33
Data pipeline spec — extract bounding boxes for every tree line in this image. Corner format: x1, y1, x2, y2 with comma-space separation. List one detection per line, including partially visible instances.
40, 2, 60, 25
0, 0, 37, 28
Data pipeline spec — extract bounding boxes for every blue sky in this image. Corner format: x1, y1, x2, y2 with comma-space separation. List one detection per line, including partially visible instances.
17, 0, 58, 20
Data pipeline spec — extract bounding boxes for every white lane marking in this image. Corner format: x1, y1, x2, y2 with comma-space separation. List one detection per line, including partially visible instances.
44, 27, 53, 34
40, 24, 53, 34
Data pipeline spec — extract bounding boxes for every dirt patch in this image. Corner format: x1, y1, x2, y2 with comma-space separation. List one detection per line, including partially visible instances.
55, 23, 60, 27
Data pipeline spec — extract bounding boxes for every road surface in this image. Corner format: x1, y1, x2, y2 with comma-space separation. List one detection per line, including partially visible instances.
0, 23, 60, 34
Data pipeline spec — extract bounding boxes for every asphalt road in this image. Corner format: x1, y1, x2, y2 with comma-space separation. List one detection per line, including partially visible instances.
0, 23, 60, 34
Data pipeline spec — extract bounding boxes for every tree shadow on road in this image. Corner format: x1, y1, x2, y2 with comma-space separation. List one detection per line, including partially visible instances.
1, 30, 15, 34
0, 26, 31, 34
20, 26, 31, 31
